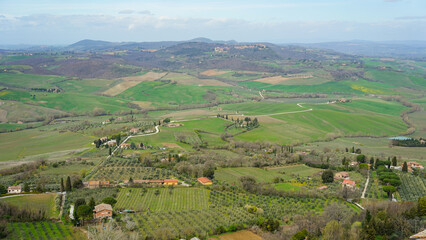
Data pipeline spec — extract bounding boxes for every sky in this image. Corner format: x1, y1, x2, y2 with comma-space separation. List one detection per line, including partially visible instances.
1, 0, 426, 45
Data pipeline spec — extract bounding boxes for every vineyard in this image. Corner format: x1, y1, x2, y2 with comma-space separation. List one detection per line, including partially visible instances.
398, 173, 426, 201
121, 189, 354, 239
6, 221, 85, 240
115, 188, 209, 211
88, 158, 194, 183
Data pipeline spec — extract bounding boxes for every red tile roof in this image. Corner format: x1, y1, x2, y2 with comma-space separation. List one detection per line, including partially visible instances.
342, 180, 356, 186
164, 179, 178, 183
197, 177, 212, 184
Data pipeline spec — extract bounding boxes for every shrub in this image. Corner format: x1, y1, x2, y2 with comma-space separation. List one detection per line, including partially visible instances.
322, 170, 334, 183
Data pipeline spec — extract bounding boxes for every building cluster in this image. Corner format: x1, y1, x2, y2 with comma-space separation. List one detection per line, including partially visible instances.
214, 44, 267, 53
123, 179, 179, 185
335, 171, 356, 188
391, 161, 424, 172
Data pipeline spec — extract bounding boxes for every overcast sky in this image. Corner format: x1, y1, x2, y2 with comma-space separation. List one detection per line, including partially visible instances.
1, 0, 425, 45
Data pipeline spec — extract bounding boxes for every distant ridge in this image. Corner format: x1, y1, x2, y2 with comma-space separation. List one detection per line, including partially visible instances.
295, 40, 426, 58
65, 38, 237, 51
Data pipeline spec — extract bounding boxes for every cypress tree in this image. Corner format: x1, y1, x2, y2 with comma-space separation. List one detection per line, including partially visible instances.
89, 197, 96, 210
60, 178, 64, 192
66, 176, 72, 192
402, 161, 408, 172
392, 156, 397, 166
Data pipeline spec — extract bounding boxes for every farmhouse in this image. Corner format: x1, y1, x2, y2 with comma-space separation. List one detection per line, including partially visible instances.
334, 172, 349, 180
400, 161, 424, 172
410, 229, 426, 240
197, 177, 213, 185
120, 143, 131, 149
342, 180, 356, 188
84, 181, 110, 189
163, 179, 179, 185
130, 128, 139, 134
7, 185, 22, 194
123, 179, 178, 185
105, 140, 117, 147
318, 186, 328, 190
94, 203, 113, 219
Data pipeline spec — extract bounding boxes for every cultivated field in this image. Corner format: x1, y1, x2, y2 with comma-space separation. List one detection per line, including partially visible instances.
116, 188, 209, 211
6, 222, 86, 240
0, 193, 58, 218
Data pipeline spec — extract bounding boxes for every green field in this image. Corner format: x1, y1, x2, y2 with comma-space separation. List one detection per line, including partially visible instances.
115, 188, 209, 211
215, 165, 322, 186
219, 102, 302, 115
6, 222, 85, 240
0, 128, 93, 161
0, 73, 66, 89
235, 105, 407, 144
118, 81, 210, 106
267, 165, 323, 177
307, 137, 426, 160
131, 117, 232, 148
215, 167, 285, 185
0, 193, 58, 218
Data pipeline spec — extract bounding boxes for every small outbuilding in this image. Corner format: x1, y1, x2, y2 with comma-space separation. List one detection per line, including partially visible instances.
197, 177, 213, 185
8, 185, 22, 194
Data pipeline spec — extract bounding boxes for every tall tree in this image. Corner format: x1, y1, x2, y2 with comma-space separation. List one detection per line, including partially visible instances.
323, 220, 343, 240
402, 161, 408, 172
89, 197, 96, 210
77, 205, 92, 226
60, 178, 64, 192
392, 156, 397, 166
65, 176, 72, 192
23, 182, 30, 192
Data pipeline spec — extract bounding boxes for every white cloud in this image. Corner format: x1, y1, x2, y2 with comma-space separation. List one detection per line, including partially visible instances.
119, 10, 135, 14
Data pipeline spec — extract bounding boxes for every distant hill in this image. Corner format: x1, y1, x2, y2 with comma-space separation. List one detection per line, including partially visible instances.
295, 41, 426, 59
64, 38, 237, 52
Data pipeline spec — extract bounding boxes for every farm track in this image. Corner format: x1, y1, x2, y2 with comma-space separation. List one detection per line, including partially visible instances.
84, 125, 160, 181
361, 170, 370, 199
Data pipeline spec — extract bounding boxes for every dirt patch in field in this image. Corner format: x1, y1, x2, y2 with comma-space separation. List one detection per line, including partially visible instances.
255, 74, 313, 84
257, 116, 286, 124
121, 72, 167, 81
0, 109, 7, 122
172, 77, 231, 86
201, 69, 230, 76
103, 81, 141, 96
210, 230, 263, 240
131, 101, 152, 108
103, 72, 167, 96
161, 143, 184, 149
